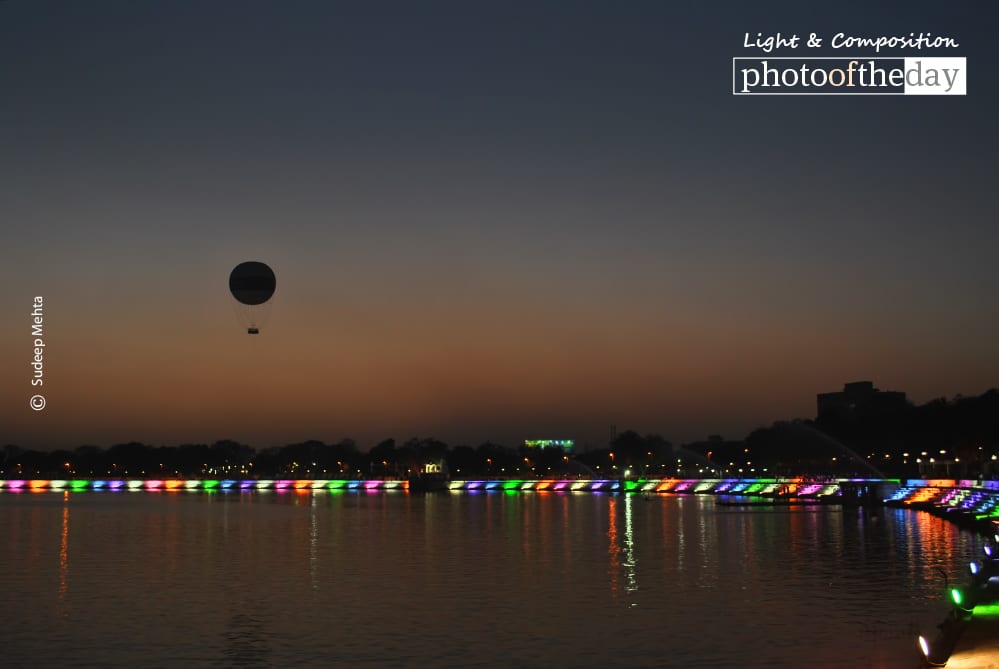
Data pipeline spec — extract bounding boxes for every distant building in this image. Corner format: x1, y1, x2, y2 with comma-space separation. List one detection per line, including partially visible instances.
524, 439, 575, 454
817, 381, 907, 420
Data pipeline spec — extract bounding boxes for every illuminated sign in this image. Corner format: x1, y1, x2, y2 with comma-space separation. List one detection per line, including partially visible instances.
524, 439, 575, 453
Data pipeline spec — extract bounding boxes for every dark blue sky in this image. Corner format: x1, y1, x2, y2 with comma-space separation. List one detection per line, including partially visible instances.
2, 1, 997, 449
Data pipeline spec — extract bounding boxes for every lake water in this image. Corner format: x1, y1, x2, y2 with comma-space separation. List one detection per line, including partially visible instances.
0, 490, 986, 668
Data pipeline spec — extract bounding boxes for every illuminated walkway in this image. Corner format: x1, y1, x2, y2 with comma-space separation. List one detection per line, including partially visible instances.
0, 476, 863, 497
886, 479, 999, 530
0, 476, 996, 525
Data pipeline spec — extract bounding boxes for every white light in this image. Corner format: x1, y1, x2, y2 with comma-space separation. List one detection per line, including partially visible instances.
918, 636, 930, 658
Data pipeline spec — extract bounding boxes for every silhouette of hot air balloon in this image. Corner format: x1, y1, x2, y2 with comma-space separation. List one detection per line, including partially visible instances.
228, 261, 276, 334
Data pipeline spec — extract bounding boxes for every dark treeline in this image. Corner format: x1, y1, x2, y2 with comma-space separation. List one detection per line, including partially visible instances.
3, 389, 998, 480
0, 433, 686, 480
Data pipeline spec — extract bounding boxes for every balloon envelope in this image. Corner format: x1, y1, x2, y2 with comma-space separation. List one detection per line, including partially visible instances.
229, 262, 276, 305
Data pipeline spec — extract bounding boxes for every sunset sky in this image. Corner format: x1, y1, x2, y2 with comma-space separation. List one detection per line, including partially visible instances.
2, 1, 997, 451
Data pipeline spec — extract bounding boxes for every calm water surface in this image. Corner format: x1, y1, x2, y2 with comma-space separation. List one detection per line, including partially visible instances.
0, 491, 985, 668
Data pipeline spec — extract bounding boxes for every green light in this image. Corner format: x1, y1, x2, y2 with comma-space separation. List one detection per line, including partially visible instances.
502, 480, 524, 490
973, 603, 999, 618
203, 480, 220, 489
951, 588, 963, 606
70, 480, 89, 491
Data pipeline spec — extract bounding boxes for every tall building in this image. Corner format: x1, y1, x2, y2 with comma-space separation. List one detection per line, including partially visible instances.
816, 381, 907, 420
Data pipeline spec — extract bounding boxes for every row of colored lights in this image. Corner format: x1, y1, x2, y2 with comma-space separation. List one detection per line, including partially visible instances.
0, 479, 408, 492
446, 477, 850, 495
0, 477, 854, 495
0, 479, 624, 494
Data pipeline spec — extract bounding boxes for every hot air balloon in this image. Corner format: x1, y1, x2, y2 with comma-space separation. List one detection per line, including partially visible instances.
229, 261, 276, 334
